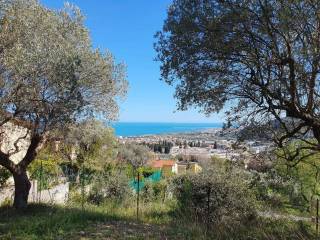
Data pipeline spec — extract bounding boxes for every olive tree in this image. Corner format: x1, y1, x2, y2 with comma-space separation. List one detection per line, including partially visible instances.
0, 0, 127, 208
155, 0, 320, 164
63, 119, 117, 172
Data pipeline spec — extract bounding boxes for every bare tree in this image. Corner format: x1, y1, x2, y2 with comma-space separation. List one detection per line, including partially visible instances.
0, 0, 127, 208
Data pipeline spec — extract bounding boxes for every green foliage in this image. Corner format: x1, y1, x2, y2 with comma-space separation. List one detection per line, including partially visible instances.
155, 0, 320, 162
250, 169, 297, 210
55, 120, 119, 188
248, 143, 320, 214
126, 165, 156, 179
1, 201, 315, 239
88, 168, 131, 205
118, 143, 150, 170
140, 179, 168, 202
151, 180, 167, 201
210, 155, 231, 170
274, 146, 320, 210
0, 0, 127, 127
0, 0, 127, 208
140, 166, 156, 178
144, 140, 173, 154
171, 167, 256, 229
0, 198, 12, 208
140, 181, 155, 202
0, 167, 11, 187
64, 120, 118, 172
28, 148, 62, 190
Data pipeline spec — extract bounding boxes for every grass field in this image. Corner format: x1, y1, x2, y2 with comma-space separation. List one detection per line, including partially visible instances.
0, 201, 318, 240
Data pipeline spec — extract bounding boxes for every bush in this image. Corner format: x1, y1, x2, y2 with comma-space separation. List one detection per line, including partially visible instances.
249, 169, 308, 209
152, 180, 167, 201
0, 167, 11, 188
28, 148, 63, 190
0, 197, 12, 207
88, 170, 131, 205
171, 168, 256, 230
140, 181, 155, 202
140, 179, 168, 203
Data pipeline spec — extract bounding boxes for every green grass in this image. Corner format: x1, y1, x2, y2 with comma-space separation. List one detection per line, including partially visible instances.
0, 201, 187, 240
0, 201, 318, 240
0, 204, 114, 240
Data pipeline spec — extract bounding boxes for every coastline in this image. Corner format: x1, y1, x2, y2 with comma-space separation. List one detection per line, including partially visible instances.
112, 122, 223, 137
119, 127, 222, 138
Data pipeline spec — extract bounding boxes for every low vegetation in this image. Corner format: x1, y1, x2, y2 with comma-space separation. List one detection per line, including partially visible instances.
1, 0, 320, 239
1, 145, 318, 239
0, 201, 316, 239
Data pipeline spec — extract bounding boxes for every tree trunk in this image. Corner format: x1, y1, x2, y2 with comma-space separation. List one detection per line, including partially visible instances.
0, 134, 44, 209
13, 170, 31, 209
312, 126, 320, 145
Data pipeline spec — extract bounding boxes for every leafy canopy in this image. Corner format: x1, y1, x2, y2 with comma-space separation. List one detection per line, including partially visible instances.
0, 0, 127, 133
63, 119, 117, 171
118, 143, 150, 170
155, 0, 320, 159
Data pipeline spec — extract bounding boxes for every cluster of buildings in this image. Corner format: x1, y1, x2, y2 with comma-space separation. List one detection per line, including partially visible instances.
148, 159, 202, 176
121, 128, 273, 176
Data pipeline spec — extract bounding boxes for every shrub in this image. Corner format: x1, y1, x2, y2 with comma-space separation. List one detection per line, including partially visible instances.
171, 168, 256, 230
88, 170, 130, 205
140, 181, 155, 202
28, 148, 63, 190
249, 169, 307, 209
140, 179, 168, 202
0, 167, 11, 188
152, 180, 167, 201
0, 197, 12, 207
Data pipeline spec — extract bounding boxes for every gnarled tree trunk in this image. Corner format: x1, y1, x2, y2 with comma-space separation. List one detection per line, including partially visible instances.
0, 130, 45, 209
13, 169, 31, 209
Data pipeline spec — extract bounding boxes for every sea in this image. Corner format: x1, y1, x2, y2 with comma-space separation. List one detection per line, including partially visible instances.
111, 122, 222, 137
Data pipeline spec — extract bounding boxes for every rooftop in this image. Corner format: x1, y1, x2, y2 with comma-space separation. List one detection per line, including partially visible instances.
150, 160, 175, 168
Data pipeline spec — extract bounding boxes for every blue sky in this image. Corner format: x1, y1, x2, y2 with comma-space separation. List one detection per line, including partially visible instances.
41, 0, 224, 123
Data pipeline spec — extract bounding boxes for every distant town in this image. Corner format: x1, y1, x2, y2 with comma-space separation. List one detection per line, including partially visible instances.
119, 127, 273, 171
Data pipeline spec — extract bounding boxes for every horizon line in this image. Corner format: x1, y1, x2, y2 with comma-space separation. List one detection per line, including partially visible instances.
111, 121, 223, 124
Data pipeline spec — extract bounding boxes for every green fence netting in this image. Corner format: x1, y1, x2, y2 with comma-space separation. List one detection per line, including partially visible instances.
129, 170, 162, 192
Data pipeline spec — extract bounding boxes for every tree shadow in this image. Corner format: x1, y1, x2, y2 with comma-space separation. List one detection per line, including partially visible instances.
0, 203, 130, 239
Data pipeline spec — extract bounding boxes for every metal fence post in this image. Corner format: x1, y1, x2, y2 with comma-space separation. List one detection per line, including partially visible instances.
317, 198, 319, 236
137, 171, 140, 221
38, 160, 43, 203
